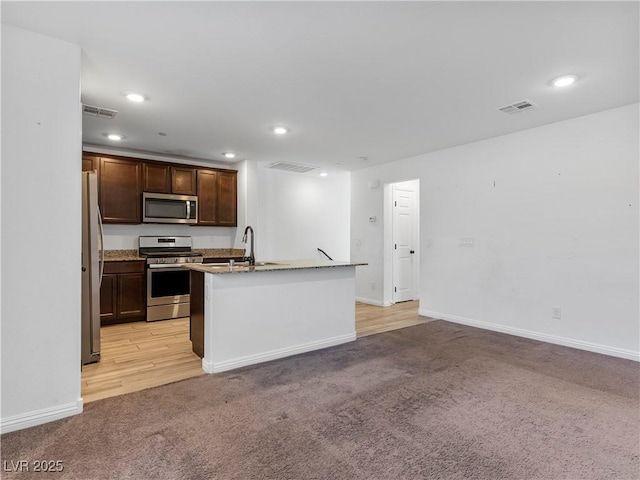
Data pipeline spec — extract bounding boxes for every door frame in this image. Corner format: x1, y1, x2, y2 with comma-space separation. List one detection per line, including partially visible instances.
383, 179, 420, 305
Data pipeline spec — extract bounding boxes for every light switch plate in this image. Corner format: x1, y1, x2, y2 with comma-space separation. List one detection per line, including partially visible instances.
459, 237, 475, 247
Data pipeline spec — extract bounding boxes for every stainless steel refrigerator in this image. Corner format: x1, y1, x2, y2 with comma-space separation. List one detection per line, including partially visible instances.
81, 171, 104, 365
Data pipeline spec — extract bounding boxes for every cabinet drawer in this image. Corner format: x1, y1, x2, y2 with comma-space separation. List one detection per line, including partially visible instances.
103, 261, 145, 274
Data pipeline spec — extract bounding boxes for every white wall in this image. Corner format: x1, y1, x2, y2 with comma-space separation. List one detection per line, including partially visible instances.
1, 26, 83, 431
103, 224, 237, 250
232, 159, 253, 248
257, 168, 351, 261
352, 103, 639, 359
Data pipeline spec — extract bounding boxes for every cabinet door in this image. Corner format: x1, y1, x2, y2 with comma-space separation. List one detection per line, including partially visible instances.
82, 154, 98, 172
117, 273, 146, 318
171, 166, 197, 195
143, 163, 171, 193
197, 169, 218, 225
99, 273, 117, 324
217, 171, 237, 226
99, 157, 142, 223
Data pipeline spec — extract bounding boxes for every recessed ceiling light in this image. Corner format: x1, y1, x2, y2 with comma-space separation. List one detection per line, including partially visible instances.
273, 127, 289, 135
552, 75, 579, 87
125, 92, 145, 102
223, 152, 236, 159
107, 134, 123, 141
319, 172, 328, 177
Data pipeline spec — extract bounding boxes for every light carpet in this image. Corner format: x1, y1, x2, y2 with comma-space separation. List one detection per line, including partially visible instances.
2, 321, 638, 479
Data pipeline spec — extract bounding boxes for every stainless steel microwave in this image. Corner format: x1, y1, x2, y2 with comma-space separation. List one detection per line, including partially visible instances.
142, 192, 198, 224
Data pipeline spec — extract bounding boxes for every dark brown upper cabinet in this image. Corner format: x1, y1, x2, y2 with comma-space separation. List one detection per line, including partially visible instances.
82, 153, 98, 172
197, 169, 237, 227
99, 157, 142, 224
171, 166, 197, 195
143, 163, 196, 195
86, 152, 236, 226
143, 163, 171, 193
197, 169, 218, 225
217, 171, 237, 226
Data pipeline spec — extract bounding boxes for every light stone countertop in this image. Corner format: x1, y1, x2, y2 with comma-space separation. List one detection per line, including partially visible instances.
185, 259, 367, 274
193, 248, 245, 259
103, 250, 144, 262
103, 248, 246, 262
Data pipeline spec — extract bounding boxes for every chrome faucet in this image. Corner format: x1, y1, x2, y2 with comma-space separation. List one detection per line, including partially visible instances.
242, 226, 255, 266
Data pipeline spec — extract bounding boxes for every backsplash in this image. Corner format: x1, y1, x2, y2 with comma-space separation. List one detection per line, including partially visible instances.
103, 224, 238, 250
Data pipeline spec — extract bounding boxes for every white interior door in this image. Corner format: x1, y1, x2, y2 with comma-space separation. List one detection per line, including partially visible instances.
392, 185, 416, 302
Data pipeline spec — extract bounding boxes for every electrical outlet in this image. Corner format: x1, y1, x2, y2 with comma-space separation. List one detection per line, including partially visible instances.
552, 306, 561, 319
371, 282, 376, 290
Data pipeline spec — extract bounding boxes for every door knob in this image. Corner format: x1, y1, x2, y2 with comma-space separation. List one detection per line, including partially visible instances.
410, 250, 415, 254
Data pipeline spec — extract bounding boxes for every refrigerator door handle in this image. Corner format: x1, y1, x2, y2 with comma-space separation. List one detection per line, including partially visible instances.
97, 205, 105, 286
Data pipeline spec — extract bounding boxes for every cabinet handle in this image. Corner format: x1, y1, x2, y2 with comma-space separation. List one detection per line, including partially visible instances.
98, 205, 105, 285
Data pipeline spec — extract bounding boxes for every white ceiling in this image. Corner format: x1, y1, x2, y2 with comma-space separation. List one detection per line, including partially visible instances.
2, 1, 638, 173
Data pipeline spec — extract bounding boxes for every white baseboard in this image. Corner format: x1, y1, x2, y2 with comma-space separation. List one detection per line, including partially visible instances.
356, 297, 392, 307
1, 398, 83, 434
419, 309, 640, 362
202, 332, 357, 374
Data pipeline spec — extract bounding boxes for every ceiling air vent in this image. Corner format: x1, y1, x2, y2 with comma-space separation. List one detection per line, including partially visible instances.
82, 104, 118, 119
267, 162, 319, 174
498, 99, 537, 115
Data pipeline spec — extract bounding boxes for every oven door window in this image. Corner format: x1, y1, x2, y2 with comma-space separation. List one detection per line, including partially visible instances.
150, 269, 190, 298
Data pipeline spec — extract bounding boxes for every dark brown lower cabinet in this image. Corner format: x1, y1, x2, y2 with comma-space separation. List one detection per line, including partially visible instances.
190, 271, 205, 358
99, 274, 117, 323
100, 261, 146, 325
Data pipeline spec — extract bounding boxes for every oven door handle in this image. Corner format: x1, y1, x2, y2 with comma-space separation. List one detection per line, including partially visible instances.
147, 264, 190, 270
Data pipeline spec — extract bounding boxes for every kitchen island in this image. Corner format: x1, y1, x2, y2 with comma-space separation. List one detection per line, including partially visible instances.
187, 260, 366, 373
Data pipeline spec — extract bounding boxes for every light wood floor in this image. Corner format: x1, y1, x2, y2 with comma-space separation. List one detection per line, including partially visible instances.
81, 318, 204, 403
356, 300, 430, 337
81, 300, 429, 403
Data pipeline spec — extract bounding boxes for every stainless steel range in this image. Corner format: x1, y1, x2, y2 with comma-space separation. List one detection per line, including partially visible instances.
138, 236, 203, 322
